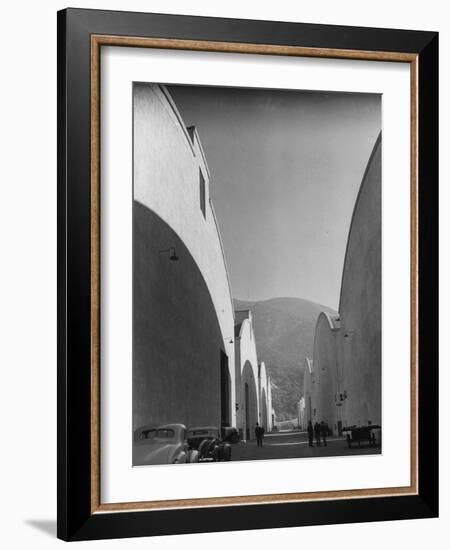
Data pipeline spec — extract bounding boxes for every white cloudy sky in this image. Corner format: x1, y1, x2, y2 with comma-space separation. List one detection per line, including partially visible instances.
168, 85, 381, 310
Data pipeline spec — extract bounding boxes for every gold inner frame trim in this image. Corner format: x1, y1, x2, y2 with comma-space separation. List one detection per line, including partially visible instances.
90, 34, 419, 514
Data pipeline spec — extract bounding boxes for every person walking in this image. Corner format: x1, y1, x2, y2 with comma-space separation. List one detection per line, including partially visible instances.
307, 421, 314, 447
255, 423, 265, 448
314, 421, 321, 447
320, 420, 328, 446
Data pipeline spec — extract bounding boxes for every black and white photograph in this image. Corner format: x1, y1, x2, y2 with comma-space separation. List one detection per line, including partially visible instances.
0, 0, 443, 546
132, 83, 382, 466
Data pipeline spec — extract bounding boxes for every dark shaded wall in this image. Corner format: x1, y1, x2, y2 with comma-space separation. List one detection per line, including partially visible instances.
133, 201, 225, 431
339, 134, 382, 427
260, 388, 268, 431
241, 360, 258, 441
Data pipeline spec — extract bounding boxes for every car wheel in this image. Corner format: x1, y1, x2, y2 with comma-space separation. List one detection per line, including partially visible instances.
212, 446, 220, 462
224, 445, 232, 461
198, 439, 208, 459
189, 450, 199, 463
174, 451, 187, 464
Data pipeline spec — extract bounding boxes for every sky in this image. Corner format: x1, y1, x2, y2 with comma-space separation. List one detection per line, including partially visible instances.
168, 85, 381, 311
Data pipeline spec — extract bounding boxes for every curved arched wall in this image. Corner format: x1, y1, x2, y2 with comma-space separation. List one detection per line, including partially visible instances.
241, 360, 259, 441
312, 313, 342, 433
133, 205, 227, 430
234, 313, 260, 440
260, 388, 268, 431
339, 134, 382, 427
267, 378, 273, 431
133, 83, 236, 431
303, 357, 315, 426
258, 362, 271, 431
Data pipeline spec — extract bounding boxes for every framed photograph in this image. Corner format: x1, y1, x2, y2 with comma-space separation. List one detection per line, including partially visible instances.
57, 8, 438, 541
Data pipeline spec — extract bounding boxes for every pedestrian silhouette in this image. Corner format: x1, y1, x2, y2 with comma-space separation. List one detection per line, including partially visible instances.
320, 420, 328, 446
255, 423, 265, 447
307, 421, 314, 447
314, 421, 321, 446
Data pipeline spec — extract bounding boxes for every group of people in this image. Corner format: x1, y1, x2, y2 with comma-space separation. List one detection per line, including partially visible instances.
254, 421, 329, 448
307, 420, 329, 447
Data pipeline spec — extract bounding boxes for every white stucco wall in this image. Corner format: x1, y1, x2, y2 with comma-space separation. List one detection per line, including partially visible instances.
298, 396, 305, 429
310, 135, 382, 432
235, 312, 260, 439
238, 319, 260, 392
258, 362, 270, 430
303, 357, 315, 425
267, 376, 273, 431
339, 134, 382, 428
133, 83, 236, 426
312, 312, 342, 433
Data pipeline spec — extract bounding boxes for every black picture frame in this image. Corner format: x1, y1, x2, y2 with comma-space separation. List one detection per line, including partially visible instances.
57, 7, 438, 541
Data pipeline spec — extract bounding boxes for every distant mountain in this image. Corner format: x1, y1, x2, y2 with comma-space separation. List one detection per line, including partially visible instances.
234, 297, 337, 421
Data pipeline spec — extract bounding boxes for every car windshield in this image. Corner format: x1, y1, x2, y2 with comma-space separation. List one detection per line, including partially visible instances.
187, 429, 218, 437
138, 428, 175, 440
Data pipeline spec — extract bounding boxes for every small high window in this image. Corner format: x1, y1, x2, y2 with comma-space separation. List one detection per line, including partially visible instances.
199, 169, 206, 218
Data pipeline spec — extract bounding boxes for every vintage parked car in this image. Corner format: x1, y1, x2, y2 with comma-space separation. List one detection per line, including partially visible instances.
343, 424, 381, 448
133, 423, 199, 466
221, 425, 240, 444
186, 426, 232, 462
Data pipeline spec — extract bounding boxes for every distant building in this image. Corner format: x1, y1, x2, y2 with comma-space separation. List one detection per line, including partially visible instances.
311, 312, 342, 434
233, 311, 274, 438
267, 375, 273, 432
133, 83, 236, 433
297, 396, 305, 429
234, 310, 260, 440
302, 357, 315, 425
309, 133, 382, 432
258, 362, 272, 432
271, 408, 276, 430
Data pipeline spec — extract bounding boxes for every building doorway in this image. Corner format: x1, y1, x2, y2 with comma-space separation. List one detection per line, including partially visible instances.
261, 388, 268, 430
242, 361, 258, 440
245, 383, 250, 440
220, 350, 231, 428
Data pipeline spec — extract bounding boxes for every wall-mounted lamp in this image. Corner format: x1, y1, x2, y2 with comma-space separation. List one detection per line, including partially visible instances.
335, 390, 348, 406
235, 403, 239, 411
158, 247, 179, 261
